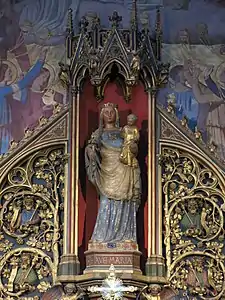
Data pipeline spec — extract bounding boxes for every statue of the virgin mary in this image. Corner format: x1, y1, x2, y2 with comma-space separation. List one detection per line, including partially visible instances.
85, 103, 141, 243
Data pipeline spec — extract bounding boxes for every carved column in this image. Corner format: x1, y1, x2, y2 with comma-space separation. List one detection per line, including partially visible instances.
145, 88, 166, 281
58, 86, 80, 280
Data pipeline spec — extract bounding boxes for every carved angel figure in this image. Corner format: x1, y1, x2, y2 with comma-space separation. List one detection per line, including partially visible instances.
130, 52, 140, 77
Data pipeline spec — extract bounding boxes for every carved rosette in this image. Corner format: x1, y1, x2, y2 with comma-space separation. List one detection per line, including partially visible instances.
0, 147, 66, 299
161, 147, 225, 299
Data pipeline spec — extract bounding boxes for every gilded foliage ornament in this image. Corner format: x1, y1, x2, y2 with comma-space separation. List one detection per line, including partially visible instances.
161, 147, 225, 299
0, 147, 66, 299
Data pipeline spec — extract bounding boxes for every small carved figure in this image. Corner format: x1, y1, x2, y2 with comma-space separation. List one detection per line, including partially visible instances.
89, 50, 100, 74
130, 52, 140, 78
61, 283, 84, 300
120, 114, 139, 168
180, 199, 202, 236
13, 253, 39, 292
10, 197, 40, 233
58, 62, 70, 88
186, 257, 212, 296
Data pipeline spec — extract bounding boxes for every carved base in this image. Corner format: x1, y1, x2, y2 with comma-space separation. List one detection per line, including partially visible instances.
145, 255, 166, 278
57, 254, 80, 281
84, 241, 142, 274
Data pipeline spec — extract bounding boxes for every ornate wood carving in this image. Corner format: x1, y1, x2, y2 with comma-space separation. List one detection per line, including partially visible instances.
161, 146, 225, 299
60, 8, 169, 102
0, 145, 66, 299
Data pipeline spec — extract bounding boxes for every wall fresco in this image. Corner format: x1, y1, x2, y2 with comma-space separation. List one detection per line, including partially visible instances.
158, 43, 225, 160
1, 0, 225, 160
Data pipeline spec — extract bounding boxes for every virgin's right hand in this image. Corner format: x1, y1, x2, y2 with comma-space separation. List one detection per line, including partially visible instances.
86, 146, 95, 160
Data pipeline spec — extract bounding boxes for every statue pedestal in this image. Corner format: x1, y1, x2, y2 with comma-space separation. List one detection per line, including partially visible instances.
84, 241, 142, 274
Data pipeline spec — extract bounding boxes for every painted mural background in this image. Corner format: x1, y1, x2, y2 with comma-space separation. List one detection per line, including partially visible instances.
1, 0, 225, 159
157, 1, 225, 161
0, 1, 225, 299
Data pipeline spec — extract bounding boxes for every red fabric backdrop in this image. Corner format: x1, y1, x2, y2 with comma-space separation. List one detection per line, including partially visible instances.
78, 80, 148, 271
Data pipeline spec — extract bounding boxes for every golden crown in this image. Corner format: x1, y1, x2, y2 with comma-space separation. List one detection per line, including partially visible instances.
101, 102, 118, 109
24, 196, 34, 204
21, 252, 32, 259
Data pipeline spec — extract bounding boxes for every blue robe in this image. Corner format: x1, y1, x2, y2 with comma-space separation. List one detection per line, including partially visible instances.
0, 60, 43, 154
21, 210, 35, 225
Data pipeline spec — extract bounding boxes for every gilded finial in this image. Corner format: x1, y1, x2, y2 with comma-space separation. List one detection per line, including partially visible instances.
181, 116, 188, 128
208, 140, 217, 153
108, 264, 116, 278
9, 140, 18, 151
167, 93, 176, 115
39, 116, 48, 126
24, 127, 33, 139
53, 103, 63, 115
194, 126, 202, 141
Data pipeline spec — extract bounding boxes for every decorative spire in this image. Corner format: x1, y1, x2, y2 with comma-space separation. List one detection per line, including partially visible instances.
66, 8, 73, 60
155, 6, 162, 60
155, 6, 162, 35
66, 8, 73, 35
130, 0, 138, 30
130, 0, 138, 51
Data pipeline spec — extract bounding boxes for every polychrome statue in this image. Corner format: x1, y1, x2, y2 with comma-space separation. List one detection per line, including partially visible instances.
85, 103, 141, 243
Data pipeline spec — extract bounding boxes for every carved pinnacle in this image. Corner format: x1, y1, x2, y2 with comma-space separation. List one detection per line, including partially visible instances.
67, 8, 74, 35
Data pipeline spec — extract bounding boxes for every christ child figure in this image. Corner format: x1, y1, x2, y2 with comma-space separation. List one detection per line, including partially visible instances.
120, 114, 139, 168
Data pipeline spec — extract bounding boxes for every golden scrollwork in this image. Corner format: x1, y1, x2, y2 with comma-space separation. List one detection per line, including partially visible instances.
161, 146, 225, 299
0, 146, 66, 299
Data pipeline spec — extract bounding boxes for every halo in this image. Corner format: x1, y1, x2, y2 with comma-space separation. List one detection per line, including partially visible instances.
0, 60, 18, 85
215, 62, 225, 89
42, 63, 56, 90
31, 62, 56, 93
